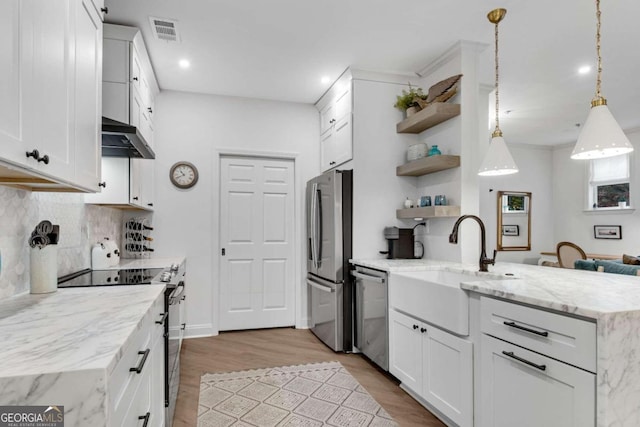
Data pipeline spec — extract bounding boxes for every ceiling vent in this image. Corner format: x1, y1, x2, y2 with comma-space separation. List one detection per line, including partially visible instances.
149, 17, 180, 42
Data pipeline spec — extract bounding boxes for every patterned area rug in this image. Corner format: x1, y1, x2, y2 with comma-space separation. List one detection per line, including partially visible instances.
198, 361, 398, 427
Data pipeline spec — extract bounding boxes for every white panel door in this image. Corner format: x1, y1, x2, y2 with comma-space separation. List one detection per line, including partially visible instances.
27, 0, 75, 180
389, 309, 423, 393
220, 156, 295, 330
0, 0, 30, 167
73, 0, 102, 191
422, 326, 473, 427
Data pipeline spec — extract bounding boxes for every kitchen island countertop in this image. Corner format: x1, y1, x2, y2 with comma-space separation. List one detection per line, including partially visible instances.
351, 258, 640, 427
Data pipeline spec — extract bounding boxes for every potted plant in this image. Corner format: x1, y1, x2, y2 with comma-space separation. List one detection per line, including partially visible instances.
394, 84, 427, 117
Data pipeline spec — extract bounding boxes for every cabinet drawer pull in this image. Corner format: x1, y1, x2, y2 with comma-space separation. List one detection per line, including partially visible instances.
98, 181, 106, 188
138, 412, 150, 427
501, 351, 546, 371
130, 349, 150, 374
181, 323, 186, 330
155, 312, 168, 325
420, 327, 426, 333
133, 196, 139, 201
133, 76, 139, 81
101, 6, 109, 14
503, 321, 549, 337
38, 154, 50, 164
413, 324, 418, 330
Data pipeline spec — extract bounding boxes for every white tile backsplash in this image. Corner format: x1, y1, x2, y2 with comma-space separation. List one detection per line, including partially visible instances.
0, 187, 123, 298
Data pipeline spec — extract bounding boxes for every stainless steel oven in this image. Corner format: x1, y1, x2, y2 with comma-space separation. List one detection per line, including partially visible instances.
166, 277, 185, 425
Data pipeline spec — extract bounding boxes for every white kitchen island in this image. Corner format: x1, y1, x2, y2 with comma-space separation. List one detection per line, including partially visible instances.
351, 259, 640, 427
0, 285, 166, 426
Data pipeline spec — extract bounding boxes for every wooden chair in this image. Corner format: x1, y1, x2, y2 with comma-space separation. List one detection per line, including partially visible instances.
556, 241, 587, 269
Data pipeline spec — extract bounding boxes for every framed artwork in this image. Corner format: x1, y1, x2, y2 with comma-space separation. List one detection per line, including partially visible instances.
502, 194, 529, 213
594, 225, 622, 240
502, 225, 519, 236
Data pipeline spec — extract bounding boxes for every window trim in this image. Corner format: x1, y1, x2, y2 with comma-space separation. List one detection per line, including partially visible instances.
587, 154, 631, 210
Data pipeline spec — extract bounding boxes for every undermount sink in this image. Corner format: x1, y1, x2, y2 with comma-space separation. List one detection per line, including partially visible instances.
389, 269, 509, 336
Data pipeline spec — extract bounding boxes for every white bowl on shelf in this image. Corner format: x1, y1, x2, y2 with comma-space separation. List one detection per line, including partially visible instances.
407, 143, 428, 161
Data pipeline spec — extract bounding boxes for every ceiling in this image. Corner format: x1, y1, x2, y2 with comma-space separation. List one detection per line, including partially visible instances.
105, 0, 640, 146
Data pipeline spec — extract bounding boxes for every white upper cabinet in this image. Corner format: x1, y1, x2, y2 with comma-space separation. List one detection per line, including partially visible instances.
85, 157, 154, 211
74, 0, 103, 191
102, 24, 159, 148
316, 70, 353, 172
0, 0, 102, 192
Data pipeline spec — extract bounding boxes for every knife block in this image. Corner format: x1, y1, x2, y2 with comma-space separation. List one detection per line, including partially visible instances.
30, 245, 57, 294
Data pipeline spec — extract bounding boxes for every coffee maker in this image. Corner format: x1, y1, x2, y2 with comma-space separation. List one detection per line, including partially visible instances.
381, 227, 416, 259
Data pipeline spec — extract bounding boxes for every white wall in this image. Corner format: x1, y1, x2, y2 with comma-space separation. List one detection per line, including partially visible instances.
152, 90, 318, 336
479, 144, 555, 264
551, 129, 640, 255
349, 78, 419, 259
413, 42, 488, 264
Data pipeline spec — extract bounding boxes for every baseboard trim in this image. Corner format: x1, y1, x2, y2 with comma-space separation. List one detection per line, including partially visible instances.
184, 323, 216, 339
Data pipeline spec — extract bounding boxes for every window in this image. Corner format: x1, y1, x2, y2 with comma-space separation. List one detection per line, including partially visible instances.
589, 154, 630, 209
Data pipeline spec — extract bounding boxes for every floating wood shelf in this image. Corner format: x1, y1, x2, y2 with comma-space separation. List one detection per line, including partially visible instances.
396, 205, 461, 219
396, 155, 460, 177
396, 103, 461, 134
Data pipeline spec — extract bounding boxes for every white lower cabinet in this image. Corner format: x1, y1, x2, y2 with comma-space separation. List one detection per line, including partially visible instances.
109, 294, 165, 427
480, 334, 595, 427
389, 309, 473, 427
477, 296, 596, 427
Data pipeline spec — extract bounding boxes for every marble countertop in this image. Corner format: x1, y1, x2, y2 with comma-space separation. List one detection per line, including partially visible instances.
351, 258, 640, 320
103, 256, 186, 270
0, 285, 165, 378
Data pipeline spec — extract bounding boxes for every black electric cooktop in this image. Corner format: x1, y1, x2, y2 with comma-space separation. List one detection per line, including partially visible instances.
57, 268, 165, 288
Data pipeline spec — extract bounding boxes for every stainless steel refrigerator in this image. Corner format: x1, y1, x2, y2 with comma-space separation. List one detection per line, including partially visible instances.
306, 169, 352, 352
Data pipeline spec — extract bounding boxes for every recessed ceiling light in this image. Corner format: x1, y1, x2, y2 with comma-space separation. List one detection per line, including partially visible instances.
578, 65, 591, 75
321, 76, 331, 84
179, 59, 190, 69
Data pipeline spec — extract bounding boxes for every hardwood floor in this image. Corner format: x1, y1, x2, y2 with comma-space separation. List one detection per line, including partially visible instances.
172, 327, 445, 426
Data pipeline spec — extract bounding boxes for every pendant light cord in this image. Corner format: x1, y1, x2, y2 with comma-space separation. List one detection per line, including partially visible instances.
493, 20, 503, 137
593, 0, 606, 106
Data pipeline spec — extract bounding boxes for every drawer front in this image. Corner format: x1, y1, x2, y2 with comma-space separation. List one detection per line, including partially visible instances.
480, 297, 596, 372
480, 334, 595, 427
115, 350, 153, 427
109, 316, 153, 418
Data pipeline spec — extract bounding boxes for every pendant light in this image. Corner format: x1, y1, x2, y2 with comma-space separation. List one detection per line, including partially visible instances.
479, 8, 519, 176
571, 0, 633, 159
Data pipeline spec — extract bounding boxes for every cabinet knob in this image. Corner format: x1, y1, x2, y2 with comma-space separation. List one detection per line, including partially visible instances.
101, 6, 108, 14
132, 77, 138, 81
38, 154, 50, 164
329, 161, 336, 165
98, 182, 106, 188
147, 107, 153, 113
26, 149, 40, 160
147, 203, 153, 207
133, 196, 139, 201
413, 324, 418, 330
420, 327, 426, 333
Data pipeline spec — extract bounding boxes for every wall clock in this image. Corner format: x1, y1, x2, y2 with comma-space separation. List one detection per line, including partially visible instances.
170, 161, 199, 189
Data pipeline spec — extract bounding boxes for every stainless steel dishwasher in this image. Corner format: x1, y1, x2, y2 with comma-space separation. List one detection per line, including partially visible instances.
352, 266, 388, 371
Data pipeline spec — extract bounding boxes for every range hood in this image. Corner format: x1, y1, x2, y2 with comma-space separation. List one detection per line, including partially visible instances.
101, 117, 155, 159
